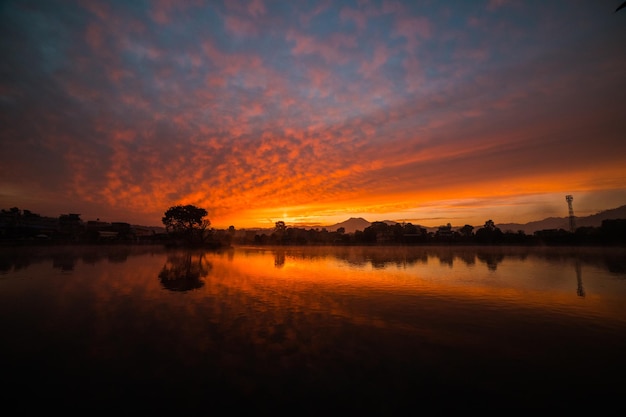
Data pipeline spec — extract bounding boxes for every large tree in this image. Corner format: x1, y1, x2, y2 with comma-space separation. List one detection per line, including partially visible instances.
162, 205, 210, 243
475, 219, 503, 244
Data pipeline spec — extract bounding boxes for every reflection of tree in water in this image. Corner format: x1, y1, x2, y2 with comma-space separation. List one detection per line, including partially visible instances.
0, 255, 15, 274
535, 248, 626, 277
81, 250, 105, 265
274, 251, 285, 268
438, 253, 454, 267
107, 248, 130, 263
0, 251, 31, 273
603, 256, 626, 275
158, 251, 212, 292
248, 246, 626, 277
331, 247, 429, 269
52, 253, 77, 271
456, 252, 476, 266
476, 252, 505, 271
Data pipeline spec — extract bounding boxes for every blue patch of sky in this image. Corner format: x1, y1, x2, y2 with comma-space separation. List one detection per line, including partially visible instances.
2, 2, 74, 76
305, 5, 342, 33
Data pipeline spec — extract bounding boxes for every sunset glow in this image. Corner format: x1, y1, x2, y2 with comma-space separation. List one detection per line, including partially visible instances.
1, 1, 625, 229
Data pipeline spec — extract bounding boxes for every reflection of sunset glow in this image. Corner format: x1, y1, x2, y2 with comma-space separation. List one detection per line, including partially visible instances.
217, 247, 626, 320
2, 248, 626, 412
4, 245, 624, 323
1, 1, 625, 228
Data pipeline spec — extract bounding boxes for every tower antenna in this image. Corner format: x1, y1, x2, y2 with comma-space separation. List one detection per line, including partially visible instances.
565, 195, 576, 232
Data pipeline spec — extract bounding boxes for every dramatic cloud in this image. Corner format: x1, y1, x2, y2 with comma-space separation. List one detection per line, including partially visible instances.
1, 0, 625, 228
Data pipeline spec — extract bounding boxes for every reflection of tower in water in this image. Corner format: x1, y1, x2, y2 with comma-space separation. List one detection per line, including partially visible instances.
566, 196, 584, 297
575, 260, 585, 297
566, 195, 576, 233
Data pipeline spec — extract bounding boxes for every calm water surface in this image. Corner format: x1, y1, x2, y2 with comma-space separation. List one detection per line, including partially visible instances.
1, 245, 625, 413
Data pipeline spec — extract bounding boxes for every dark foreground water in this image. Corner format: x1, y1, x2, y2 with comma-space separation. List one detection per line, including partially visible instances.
1, 244, 625, 413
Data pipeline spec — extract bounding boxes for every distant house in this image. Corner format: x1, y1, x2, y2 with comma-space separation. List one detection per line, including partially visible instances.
132, 226, 155, 237
86, 220, 111, 231
97, 231, 118, 240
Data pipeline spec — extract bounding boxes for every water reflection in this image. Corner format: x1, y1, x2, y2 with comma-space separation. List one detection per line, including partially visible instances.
274, 249, 285, 268
52, 252, 76, 271
0, 244, 164, 274
2, 245, 625, 278
236, 245, 626, 281
576, 260, 585, 297
0, 244, 625, 413
49, 248, 131, 271
476, 251, 505, 270
158, 251, 212, 291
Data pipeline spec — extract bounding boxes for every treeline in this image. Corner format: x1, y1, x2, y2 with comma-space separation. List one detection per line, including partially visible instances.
235, 219, 626, 246
0, 205, 225, 247
2, 206, 625, 247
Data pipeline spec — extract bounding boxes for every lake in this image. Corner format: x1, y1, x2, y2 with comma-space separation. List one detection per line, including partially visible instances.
1, 244, 625, 413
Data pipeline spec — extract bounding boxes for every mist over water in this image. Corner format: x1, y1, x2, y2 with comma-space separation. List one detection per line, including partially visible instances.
1, 245, 625, 413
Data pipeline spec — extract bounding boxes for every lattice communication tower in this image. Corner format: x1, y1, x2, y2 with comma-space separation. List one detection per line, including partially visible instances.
565, 195, 576, 232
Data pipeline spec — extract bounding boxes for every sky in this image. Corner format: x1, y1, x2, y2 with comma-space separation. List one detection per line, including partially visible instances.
1, 0, 625, 230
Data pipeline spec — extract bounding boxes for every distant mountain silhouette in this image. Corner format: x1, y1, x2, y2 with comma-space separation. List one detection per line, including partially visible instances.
326, 217, 372, 233
496, 205, 626, 234
325, 205, 626, 235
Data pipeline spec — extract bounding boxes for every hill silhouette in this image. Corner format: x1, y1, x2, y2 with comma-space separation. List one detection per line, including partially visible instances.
326, 217, 373, 233
324, 204, 626, 234
497, 204, 626, 234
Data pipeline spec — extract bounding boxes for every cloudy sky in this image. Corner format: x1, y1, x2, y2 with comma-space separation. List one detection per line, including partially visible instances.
1, 0, 625, 229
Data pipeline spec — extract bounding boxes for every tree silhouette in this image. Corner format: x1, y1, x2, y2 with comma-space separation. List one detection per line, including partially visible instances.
162, 205, 210, 244
459, 224, 474, 237
272, 220, 287, 244
475, 220, 503, 244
